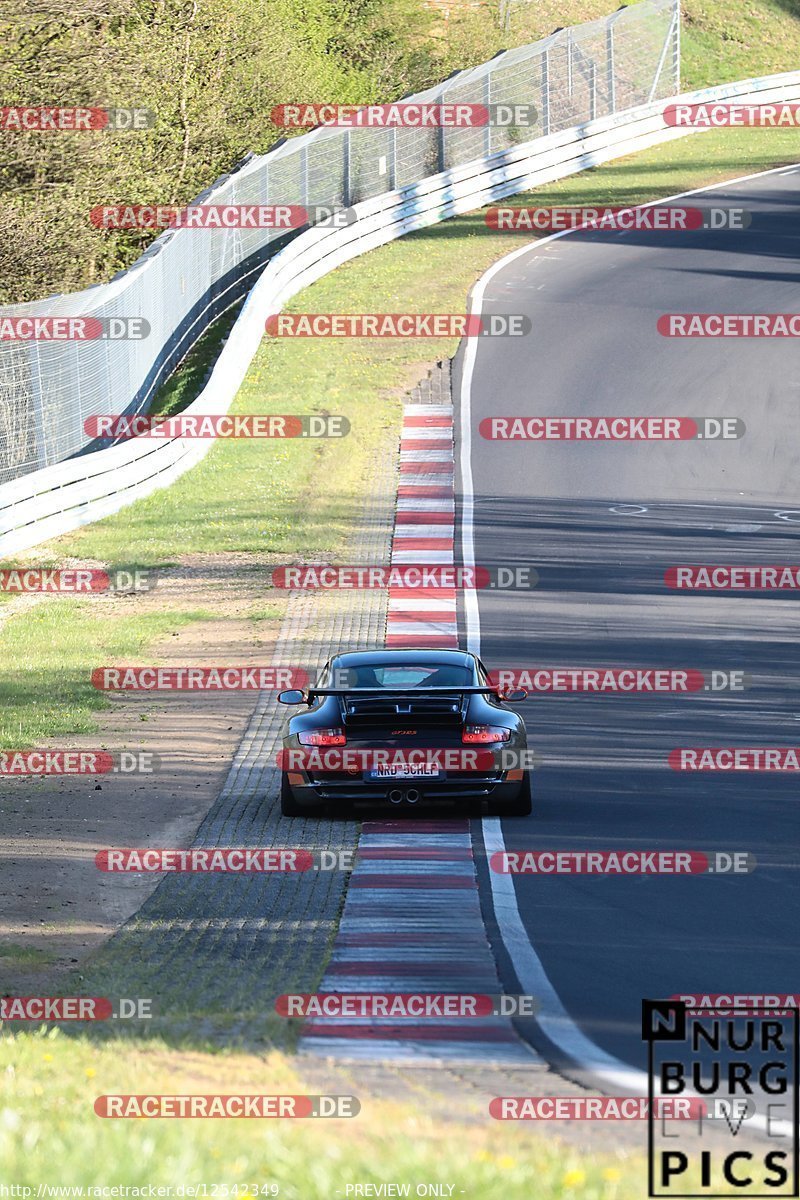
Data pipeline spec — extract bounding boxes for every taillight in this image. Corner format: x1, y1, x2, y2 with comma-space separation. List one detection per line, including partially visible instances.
462, 725, 511, 744
298, 728, 347, 746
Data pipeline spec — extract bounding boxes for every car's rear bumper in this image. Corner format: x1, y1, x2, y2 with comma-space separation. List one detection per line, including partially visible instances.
280, 772, 527, 808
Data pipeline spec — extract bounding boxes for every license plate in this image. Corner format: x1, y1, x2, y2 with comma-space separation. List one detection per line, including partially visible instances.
368, 764, 442, 780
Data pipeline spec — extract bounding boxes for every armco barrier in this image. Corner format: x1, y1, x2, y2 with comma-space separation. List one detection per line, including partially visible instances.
1, 69, 798, 558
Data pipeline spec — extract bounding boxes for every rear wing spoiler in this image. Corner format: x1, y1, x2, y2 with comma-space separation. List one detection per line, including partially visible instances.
307, 686, 500, 698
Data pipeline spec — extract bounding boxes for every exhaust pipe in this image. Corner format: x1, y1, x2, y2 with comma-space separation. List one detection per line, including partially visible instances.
405, 788, 421, 805
388, 788, 404, 805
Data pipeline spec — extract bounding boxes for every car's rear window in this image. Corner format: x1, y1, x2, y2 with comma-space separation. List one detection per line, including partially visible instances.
328, 663, 475, 689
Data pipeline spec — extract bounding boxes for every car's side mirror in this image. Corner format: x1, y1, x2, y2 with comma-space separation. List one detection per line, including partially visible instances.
278, 689, 306, 704
499, 688, 528, 702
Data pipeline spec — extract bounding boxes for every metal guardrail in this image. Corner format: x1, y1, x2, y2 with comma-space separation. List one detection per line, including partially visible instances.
2, 67, 799, 559
0, 0, 678, 485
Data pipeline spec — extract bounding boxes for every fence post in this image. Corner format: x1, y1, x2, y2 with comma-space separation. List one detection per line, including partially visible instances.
300, 145, 309, 211
437, 83, 448, 172
484, 71, 492, 156
29, 342, 48, 469
590, 60, 597, 120
541, 47, 551, 136
647, 0, 681, 102
606, 22, 616, 113
343, 130, 351, 205
567, 29, 573, 97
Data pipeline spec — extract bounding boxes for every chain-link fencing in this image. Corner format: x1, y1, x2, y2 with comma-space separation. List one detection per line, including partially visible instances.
0, 0, 679, 485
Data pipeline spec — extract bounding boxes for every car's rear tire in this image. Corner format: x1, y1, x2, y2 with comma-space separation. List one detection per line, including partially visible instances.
493, 772, 532, 817
280, 772, 313, 817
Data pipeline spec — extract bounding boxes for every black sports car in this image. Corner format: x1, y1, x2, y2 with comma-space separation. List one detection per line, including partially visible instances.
277, 648, 531, 816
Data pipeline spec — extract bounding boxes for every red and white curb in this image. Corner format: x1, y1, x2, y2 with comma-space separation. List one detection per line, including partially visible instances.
298, 401, 538, 1064
389, 404, 457, 648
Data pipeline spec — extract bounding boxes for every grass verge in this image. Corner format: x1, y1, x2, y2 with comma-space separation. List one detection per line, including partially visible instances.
1, 1029, 642, 1195
498, 0, 800, 90
0, 600, 209, 749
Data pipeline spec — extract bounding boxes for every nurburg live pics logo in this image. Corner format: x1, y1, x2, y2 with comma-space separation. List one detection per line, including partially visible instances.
644, 998, 799, 1197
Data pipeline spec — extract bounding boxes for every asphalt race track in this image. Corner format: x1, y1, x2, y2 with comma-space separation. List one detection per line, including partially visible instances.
455, 165, 800, 1081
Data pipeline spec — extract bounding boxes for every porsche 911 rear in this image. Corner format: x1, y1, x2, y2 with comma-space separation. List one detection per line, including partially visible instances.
277, 648, 532, 816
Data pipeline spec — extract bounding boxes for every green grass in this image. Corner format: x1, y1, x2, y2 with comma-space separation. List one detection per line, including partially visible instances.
248, 602, 284, 622
0, 1029, 760, 1195
0, 599, 210, 749
0, 942, 51, 966
499, 0, 800, 90
150, 304, 244, 422
0, 1029, 643, 1195
681, 0, 800, 91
